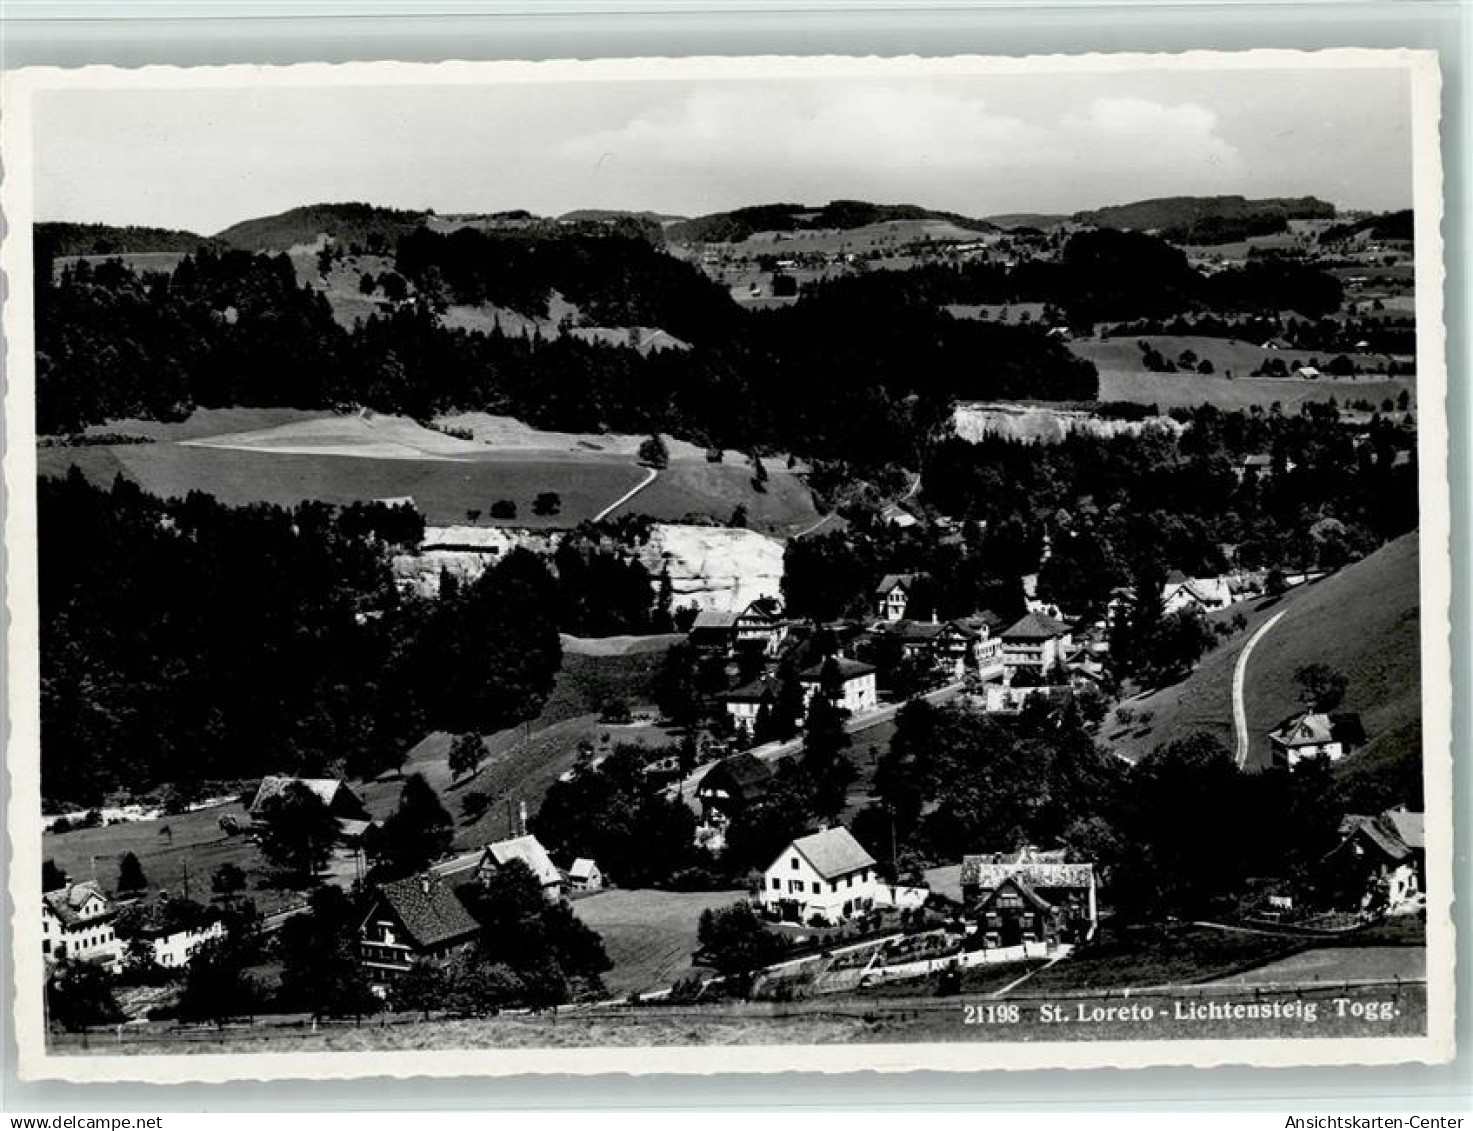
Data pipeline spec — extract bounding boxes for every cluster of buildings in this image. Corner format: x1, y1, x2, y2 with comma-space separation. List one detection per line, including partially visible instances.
42, 882, 227, 976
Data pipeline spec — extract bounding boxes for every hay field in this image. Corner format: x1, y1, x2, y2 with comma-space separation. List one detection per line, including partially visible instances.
571, 888, 744, 995
606, 461, 822, 537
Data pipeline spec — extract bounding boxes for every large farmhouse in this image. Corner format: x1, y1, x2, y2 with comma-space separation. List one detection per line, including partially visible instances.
358, 873, 481, 991
697, 752, 775, 828
760, 826, 881, 925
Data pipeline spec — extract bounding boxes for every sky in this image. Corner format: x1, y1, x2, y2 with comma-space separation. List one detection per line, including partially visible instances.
31, 63, 1414, 234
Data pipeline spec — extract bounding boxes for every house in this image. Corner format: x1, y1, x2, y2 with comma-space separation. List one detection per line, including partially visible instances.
759, 827, 881, 924
478, 834, 566, 900
960, 849, 1098, 946
697, 752, 775, 827
718, 674, 779, 738
1326, 806, 1425, 912
1268, 711, 1365, 768
357, 873, 481, 990
999, 612, 1073, 677
42, 882, 123, 970
733, 597, 789, 656
129, 906, 227, 970
799, 657, 878, 715
568, 858, 604, 893
247, 776, 370, 844
687, 609, 740, 653
1233, 453, 1274, 482
951, 612, 1006, 680
874, 574, 918, 622
1160, 572, 1233, 614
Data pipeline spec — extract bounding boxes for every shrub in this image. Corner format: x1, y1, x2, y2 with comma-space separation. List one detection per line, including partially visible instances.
490, 500, 517, 520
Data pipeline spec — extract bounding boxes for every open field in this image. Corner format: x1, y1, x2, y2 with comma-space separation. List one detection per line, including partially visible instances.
39, 801, 310, 918
53, 252, 190, 277
606, 461, 822, 537
1021, 924, 1308, 993
571, 887, 743, 996
436, 411, 710, 462
1071, 336, 1415, 412
1104, 531, 1420, 770
38, 439, 649, 529
1207, 945, 1425, 987
51, 981, 1426, 1053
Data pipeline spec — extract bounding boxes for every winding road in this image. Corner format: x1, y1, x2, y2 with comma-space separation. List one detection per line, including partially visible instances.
1232, 609, 1288, 767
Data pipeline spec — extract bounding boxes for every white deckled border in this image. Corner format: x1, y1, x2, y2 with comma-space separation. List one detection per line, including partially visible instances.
1, 48, 1453, 1084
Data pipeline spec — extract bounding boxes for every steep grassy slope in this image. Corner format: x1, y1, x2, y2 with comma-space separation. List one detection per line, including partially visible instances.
1106, 532, 1422, 784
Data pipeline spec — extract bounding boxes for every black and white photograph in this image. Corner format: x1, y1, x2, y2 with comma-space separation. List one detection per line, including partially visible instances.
2, 50, 1453, 1081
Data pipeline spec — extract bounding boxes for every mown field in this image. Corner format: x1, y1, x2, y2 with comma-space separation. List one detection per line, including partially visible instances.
1071, 335, 1415, 412
571, 888, 743, 996
37, 442, 646, 529
605, 461, 822, 537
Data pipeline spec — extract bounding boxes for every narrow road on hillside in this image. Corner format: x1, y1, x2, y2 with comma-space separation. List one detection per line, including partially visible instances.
593, 466, 659, 522
1232, 609, 1289, 767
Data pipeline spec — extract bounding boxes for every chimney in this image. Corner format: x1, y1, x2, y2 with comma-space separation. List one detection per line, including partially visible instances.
518, 800, 529, 837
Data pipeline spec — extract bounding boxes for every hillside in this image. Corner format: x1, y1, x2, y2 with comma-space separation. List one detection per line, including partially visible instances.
1107, 532, 1421, 794
36, 221, 221, 257
214, 202, 427, 252
667, 200, 996, 243
983, 213, 1067, 231
1074, 196, 1336, 245
1319, 210, 1415, 245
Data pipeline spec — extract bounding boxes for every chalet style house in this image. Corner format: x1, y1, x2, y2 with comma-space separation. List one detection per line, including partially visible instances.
874, 574, 918, 622
718, 673, 780, 737
1269, 711, 1366, 768
760, 827, 881, 924
568, 858, 605, 893
42, 882, 123, 970
960, 849, 1098, 947
1160, 571, 1233, 614
478, 834, 566, 900
799, 657, 878, 714
733, 597, 789, 657
999, 612, 1073, 678
687, 609, 740, 653
697, 752, 775, 828
358, 873, 481, 991
1327, 806, 1425, 912
870, 612, 1006, 683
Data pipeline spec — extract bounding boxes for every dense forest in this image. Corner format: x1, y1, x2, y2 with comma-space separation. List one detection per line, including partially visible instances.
36, 230, 1096, 467
665, 199, 998, 243
38, 473, 673, 806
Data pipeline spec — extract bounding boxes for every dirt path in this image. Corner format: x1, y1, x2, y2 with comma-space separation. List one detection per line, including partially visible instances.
1233, 608, 1289, 766
593, 466, 659, 522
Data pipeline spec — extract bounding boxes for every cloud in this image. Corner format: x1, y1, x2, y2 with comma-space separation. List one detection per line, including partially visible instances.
560, 85, 1244, 211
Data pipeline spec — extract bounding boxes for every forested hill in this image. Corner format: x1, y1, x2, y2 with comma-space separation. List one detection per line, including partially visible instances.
214, 202, 428, 252
1318, 210, 1415, 245
666, 200, 997, 243
36, 222, 222, 258
1073, 195, 1336, 245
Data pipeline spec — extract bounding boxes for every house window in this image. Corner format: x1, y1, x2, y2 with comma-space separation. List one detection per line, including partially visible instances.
791, 857, 799, 870
812, 882, 821, 894
771, 878, 780, 890
846, 876, 853, 888
830, 883, 838, 893
788, 879, 804, 894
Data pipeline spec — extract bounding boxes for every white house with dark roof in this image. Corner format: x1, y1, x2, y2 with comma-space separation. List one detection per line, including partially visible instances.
1269, 711, 1365, 768
42, 882, 123, 970
358, 872, 481, 991
799, 657, 878, 715
874, 574, 918, 622
760, 827, 881, 923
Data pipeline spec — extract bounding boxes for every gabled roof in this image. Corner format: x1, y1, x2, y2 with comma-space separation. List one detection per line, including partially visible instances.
249, 776, 360, 816
482, 834, 562, 889
1270, 711, 1350, 748
701, 752, 775, 797
690, 609, 739, 631
1383, 806, 1424, 849
875, 573, 917, 596
1001, 612, 1071, 641
43, 882, 113, 927
719, 674, 779, 703
961, 850, 1096, 893
738, 597, 784, 621
799, 657, 877, 682
780, 826, 876, 880
569, 858, 599, 880
874, 619, 945, 642
369, 874, 480, 950
977, 874, 1056, 915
